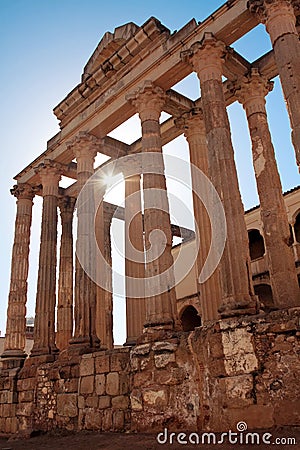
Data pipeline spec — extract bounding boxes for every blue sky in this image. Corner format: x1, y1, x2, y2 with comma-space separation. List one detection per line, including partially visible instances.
0, 0, 299, 344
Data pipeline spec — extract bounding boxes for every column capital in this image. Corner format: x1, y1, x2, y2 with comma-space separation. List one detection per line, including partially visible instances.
34, 159, 62, 197
248, 0, 299, 17
126, 80, 165, 122
248, 0, 298, 43
58, 196, 76, 220
181, 32, 226, 82
67, 132, 102, 174
10, 183, 37, 201
232, 69, 274, 115
175, 108, 206, 139
66, 131, 102, 160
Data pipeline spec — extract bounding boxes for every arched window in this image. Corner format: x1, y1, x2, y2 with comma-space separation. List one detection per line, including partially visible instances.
248, 229, 265, 260
294, 212, 300, 243
180, 306, 201, 332
254, 284, 274, 312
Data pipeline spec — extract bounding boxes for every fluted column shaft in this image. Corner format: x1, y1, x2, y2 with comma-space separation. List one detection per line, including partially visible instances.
67, 132, 101, 351
2, 184, 35, 359
127, 81, 179, 330
248, 0, 300, 169
235, 69, 300, 308
31, 160, 61, 357
125, 175, 146, 344
95, 204, 113, 349
176, 110, 221, 322
182, 33, 257, 317
56, 196, 75, 351
103, 211, 113, 348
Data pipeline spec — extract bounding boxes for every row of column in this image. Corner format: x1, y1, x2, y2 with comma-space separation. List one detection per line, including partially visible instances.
248, 0, 300, 171
2, 173, 75, 360
3, 0, 300, 360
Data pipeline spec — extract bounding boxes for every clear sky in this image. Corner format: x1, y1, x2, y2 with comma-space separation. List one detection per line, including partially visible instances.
0, 0, 299, 344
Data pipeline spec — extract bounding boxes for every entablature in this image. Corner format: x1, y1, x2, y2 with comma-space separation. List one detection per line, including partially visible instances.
54, 17, 171, 127
14, 0, 289, 189
52, 0, 257, 132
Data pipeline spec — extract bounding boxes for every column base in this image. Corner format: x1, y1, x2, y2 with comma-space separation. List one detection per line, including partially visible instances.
68, 336, 101, 355
124, 337, 137, 347
143, 318, 174, 329
218, 294, 259, 318
0, 350, 26, 370
28, 353, 56, 364
138, 324, 178, 343
30, 345, 58, 359
1, 349, 27, 360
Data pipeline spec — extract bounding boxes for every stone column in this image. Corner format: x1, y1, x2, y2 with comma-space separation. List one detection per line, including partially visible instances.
95, 204, 113, 349
175, 109, 221, 322
248, 0, 300, 170
56, 196, 75, 351
67, 132, 101, 351
234, 69, 300, 308
126, 81, 179, 332
182, 33, 258, 317
125, 174, 146, 345
2, 184, 35, 360
31, 160, 61, 358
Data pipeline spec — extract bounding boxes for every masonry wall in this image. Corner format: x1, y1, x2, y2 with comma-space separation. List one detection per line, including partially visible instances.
190, 308, 300, 430
0, 348, 131, 436
0, 308, 299, 435
129, 337, 200, 432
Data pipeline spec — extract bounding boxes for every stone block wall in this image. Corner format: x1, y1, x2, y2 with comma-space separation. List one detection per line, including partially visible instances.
0, 347, 131, 435
75, 349, 131, 432
130, 337, 200, 432
0, 308, 299, 435
190, 307, 300, 431
0, 364, 19, 434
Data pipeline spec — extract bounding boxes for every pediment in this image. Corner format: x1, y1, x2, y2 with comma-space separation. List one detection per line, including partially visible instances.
82, 22, 139, 81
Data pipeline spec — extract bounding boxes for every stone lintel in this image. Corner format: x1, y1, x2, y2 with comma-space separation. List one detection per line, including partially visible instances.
164, 89, 195, 117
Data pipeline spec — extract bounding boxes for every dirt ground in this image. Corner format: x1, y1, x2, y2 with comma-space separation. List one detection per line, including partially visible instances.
0, 428, 299, 450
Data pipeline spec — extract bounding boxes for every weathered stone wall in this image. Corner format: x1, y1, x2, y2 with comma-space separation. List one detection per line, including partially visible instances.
190, 307, 300, 431
130, 337, 200, 432
0, 309, 299, 435
0, 348, 131, 436
0, 364, 19, 434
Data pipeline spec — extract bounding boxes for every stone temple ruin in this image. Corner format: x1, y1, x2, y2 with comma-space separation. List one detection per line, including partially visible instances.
1, 0, 300, 436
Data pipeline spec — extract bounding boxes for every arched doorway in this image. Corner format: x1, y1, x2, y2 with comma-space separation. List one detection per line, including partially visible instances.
248, 229, 265, 260
180, 306, 201, 332
254, 284, 274, 312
